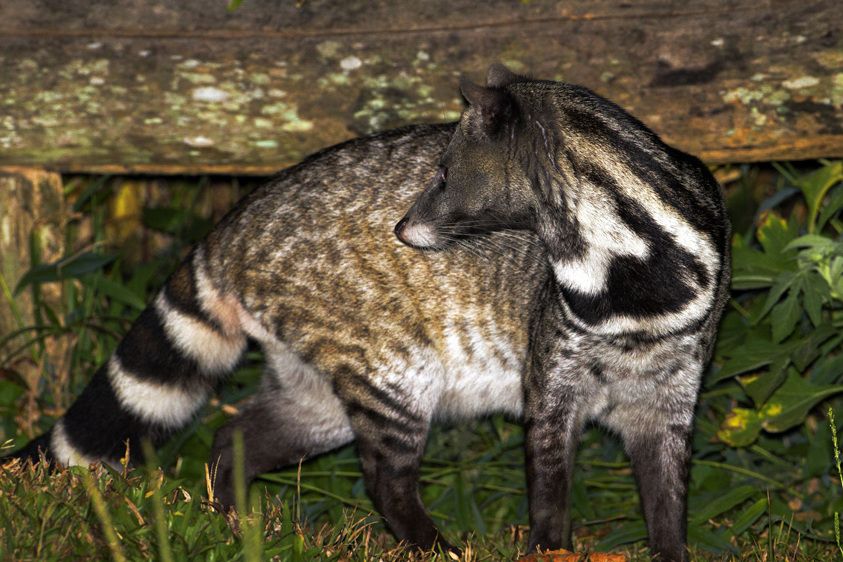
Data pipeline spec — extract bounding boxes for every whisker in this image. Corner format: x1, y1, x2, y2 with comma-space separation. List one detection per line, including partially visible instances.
403, 222, 545, 269
470, 238, 539, 269
478, 235, 538, 258
456, 239, 488, 262
439, 228, 542, 265
482, 244, 536, 268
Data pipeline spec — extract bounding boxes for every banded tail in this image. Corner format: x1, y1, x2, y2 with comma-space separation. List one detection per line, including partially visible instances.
5, 247, 247, 467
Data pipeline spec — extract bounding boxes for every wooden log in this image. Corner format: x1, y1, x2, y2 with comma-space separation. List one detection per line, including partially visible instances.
0, 0, 841, 174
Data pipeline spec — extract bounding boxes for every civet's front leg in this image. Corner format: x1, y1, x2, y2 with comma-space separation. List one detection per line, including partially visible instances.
524, 306, 587, 552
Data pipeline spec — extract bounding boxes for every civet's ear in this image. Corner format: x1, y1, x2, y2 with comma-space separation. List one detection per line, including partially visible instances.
485, 63, 519, 88
459, 76, 513, 137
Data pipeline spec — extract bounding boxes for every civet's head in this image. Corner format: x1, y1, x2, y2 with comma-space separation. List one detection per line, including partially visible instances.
395, 64, 546, 250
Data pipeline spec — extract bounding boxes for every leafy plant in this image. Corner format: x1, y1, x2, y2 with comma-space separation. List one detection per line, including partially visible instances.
715, 161, 843, 447
3, 167, 843, 560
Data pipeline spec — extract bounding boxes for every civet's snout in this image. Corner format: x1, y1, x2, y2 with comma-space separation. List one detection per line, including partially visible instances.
393, 216, 410, 244
393, 214, 439, 249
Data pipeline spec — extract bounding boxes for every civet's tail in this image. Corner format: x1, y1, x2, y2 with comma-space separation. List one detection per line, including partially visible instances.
5, 247, 247, 466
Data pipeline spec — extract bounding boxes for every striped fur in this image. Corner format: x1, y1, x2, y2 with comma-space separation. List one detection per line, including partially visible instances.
396, 65, 730, 561
10, 248, 248, 465
7, 66, 728, 560
6, 120, 542, 554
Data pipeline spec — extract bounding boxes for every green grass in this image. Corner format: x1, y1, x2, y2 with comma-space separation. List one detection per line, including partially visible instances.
1, 167, 843, 561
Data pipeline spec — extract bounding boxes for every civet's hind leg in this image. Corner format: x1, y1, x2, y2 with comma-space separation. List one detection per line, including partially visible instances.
336, 368, 450, 552
612, 369, 698, 562
211, 354, 354, 508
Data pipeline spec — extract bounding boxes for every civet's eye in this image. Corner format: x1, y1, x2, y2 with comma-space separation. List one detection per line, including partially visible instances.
437, 167, 447, 190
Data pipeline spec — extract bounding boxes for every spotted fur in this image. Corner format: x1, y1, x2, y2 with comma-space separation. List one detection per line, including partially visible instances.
396, 64, 730, 561
6, 119, 545, 553
7, 65, 728, 560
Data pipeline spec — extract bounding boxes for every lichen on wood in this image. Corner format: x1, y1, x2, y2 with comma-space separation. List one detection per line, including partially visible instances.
0, 0, 841, 173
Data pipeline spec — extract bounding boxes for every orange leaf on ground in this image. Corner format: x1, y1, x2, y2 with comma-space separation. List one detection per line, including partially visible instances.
587, 553, 628, 562
519, 549, 582, 562
518, 551, 628, 562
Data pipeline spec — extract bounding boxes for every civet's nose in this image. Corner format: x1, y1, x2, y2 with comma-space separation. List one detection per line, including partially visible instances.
394, 217, 409, 242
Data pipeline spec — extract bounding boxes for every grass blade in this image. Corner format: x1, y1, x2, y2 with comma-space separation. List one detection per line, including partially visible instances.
142, 440, 174, 562
80, 468, 126, 562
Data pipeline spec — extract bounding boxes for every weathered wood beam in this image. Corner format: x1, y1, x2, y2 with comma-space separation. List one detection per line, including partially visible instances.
0, 0, 841, 173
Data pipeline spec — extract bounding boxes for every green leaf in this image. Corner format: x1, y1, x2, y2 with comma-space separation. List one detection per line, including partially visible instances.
739, 357, 788, 405
805, 420, 832, 477
812, 354, 843, 385
713, 337, 785, 384
142, 207, 213, 243
791, 323, 837, 372
691, 485, 757, 523
595, 521, 647, 550
728, 498, 768, 537
14, 252, 117, 294
87, 277, 147, 311
817, 184, 843, 230
0, 380, 25, 407
801, 273, 827, 327
712, 309, 750, 360
571, 478, 596, 520
39, 301, 61, 328
755, 272, 795, 322
731, 245, 793, 289
831, 256, 843, 296
688, 526, 738, 553
757, 212, 800, 256
761, 371, 843, 433
791, 160, 843, 233
70, 175, 111, 212
783, 234, 836, 252
770, 291, 801, 343
757, 186, 800, 214
717, 407, 763, 447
